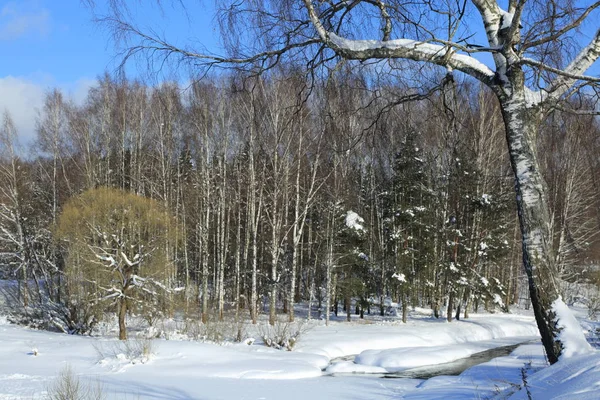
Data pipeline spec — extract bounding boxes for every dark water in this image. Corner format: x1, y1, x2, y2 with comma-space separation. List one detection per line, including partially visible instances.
329, 342, 531, 380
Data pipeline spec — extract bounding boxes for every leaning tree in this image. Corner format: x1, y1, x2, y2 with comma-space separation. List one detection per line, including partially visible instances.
94, 0, 600, 363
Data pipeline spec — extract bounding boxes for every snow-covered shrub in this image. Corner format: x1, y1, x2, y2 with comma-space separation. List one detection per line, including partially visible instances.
93, 337, 157, 364
150, 313, 249, 344
183, 314, 249, 344
587, 296, 600, 320
1, 283, 101, 335
258, 319, 308, 351
46, 364, 105, 400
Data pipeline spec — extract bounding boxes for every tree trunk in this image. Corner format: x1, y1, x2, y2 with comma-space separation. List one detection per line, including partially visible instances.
501, 96, 562, 364
345, 296, 351, 322
402, 291, 408, 323
447, 292, 453, 322
118, 296, 128, 340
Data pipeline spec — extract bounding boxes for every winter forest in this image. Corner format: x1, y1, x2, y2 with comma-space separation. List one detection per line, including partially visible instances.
2, 69, 599, 335
2, 0, 600, 398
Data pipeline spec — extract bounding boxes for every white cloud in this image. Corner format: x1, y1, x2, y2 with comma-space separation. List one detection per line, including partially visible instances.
0, 76, 45, 144
0, 1, 51, 41
68, 78, 97, 105
0, 76, 96, 145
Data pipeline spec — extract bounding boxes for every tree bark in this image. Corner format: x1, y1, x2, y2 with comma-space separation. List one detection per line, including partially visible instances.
501, 96, 563, 364
118, 295, 128, 340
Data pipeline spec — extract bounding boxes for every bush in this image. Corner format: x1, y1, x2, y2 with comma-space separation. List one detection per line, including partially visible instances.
258, 319, 308, 351
93, 337, 157, 364
46, 365, 104, 400
588, 296, 600, 320
1, 283, 100, 335
182, 314, 249, 344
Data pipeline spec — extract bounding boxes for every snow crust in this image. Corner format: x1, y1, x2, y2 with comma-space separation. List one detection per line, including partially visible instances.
499, 9, 514, 30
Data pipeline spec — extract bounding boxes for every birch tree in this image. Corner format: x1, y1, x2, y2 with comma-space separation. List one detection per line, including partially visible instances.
0, 112, 31, 305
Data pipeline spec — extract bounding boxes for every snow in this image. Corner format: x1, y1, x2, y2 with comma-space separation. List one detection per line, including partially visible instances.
0, 304, 598, 399
499, 9, 514, 30
344, 210, 364, 231
294, 314, 538, 360
326, 361, 387, 374
327, 33, 495, 80
410, 344, 549, 399
354, 337, 533, 371
508, 350, 600, 399
493, 293, 505, 307
552, 296, 592, 358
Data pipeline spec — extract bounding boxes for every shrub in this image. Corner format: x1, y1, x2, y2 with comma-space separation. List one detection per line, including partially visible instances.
258, 319, 308, 351
93, 337, 157, 364
46, 365, 104, 400
182, 314, 249, 344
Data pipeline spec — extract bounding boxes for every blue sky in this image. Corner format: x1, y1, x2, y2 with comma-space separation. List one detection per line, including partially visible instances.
2, 1, 599, 143
0, 0, 219, 142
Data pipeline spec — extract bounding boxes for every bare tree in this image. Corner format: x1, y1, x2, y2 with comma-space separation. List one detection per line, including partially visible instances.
0, 111, 31, 305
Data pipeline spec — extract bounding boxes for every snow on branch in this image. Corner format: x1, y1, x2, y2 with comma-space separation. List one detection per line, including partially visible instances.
345, 210, 365, 231
302, 0, 496, 86
120, 251, 140, 268
327, 33, 495, 85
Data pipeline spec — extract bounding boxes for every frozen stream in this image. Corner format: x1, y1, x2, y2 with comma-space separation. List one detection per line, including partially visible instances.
327, 340, 536, 379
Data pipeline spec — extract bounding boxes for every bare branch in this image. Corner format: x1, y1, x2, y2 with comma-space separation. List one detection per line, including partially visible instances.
522, 2, 600, 51
551, 103, 600, 115
546, 29, 600, 101
375, 0, 392, 41
521, 57, 600, 83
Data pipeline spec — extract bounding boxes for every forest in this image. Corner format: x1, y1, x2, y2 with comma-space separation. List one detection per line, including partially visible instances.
1, 68, 599, 338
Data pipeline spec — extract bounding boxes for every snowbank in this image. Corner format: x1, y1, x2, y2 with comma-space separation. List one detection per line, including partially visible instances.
295, 314, 539, 360
355, 338, 532, 371
4, 308, 597, 400
508, 350, 600, 399
552, 296, 593, 358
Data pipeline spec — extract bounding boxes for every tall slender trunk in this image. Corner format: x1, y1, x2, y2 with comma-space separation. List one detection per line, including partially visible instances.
501, 93, 562, 364
234, 161, 243, 324
325, 213, 334, 326
118, 295, 128, 340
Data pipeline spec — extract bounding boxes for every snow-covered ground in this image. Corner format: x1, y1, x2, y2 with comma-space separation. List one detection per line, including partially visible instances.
0, 308, 598, 399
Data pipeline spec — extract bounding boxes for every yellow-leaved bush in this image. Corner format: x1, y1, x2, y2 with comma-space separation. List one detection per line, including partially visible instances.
57, 187, 176, 339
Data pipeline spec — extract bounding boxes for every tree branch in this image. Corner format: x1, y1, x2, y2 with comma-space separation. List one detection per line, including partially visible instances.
546, 29, 600, 102
522, 2, 600, 51
302, 0, 496, 87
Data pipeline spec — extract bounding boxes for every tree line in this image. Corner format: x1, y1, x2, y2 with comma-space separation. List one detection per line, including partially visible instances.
1, 70, 599, 337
